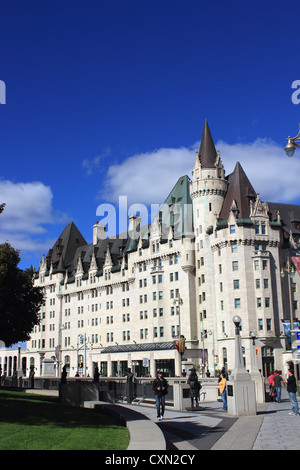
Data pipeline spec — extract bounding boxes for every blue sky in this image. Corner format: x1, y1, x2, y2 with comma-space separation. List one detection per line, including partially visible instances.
1, 0, 300, 270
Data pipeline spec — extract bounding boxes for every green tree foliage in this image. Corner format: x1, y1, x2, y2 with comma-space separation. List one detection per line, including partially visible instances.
0, 243, 43, 347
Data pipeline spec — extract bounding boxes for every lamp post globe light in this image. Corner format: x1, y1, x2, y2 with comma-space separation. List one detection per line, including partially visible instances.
285, 124, 300, 157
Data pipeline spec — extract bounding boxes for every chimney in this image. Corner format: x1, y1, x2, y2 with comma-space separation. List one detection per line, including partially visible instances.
128, 215, 141, 239
93, 222, 106, 245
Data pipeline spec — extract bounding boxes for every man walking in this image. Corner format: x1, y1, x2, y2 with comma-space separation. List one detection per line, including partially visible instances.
273, 370, 284, 403
152, 370, 168, 420
285, 369, 299, 416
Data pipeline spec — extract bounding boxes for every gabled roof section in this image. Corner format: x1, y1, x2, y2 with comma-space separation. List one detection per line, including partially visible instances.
46, 222, 87, 272
159, 175, 194, 238
219, 162, 256, 221
268, 202, 300, 235
198, 119, 217, 168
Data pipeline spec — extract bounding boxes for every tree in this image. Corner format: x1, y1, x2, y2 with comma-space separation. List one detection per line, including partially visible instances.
0, 243, 43, 347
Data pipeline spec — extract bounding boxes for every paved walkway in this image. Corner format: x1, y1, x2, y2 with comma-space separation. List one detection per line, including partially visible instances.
28, 386, 300, 450
89, 387, 300, 450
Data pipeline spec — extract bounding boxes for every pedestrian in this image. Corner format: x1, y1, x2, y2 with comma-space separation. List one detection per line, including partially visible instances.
285, 369, 299, 416
273, 370, 284, 403
218, 367, 228, 382
218, 372, 227, 411
187, 367, 201, 408
268, 371, 276, 401
60, 364, 67, 384
126, 368, 135, 404
152, 370, 168, 420
93, 365, 100, 382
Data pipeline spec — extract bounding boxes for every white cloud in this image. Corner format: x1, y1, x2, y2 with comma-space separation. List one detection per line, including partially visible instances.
0, 180, 55, 233
0, 180, 67, 256
100, 146, 197, 206
100, 138, 300, 207
216, 138, 300, 203
82, 148, 112, 176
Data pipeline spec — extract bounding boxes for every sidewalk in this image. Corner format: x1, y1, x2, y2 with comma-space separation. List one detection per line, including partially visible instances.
29, 386, 300, 450
92, 387, 300, 450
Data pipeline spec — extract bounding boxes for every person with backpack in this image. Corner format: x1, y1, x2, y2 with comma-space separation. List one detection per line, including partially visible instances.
187, 367, 201, 408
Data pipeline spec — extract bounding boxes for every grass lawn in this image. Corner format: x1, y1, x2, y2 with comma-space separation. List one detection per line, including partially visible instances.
0, 390, 130, 450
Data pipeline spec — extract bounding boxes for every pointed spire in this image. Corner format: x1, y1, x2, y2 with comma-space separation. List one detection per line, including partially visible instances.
46, 221, 87, 273
89, 250, 98, 271
103, 246, 113, 268
76, 255, 84, 275
198, 119, 217, 168
219, 162, 256, 220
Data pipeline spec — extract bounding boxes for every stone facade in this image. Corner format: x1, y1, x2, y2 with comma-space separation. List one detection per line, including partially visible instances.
1, 120, 300, 379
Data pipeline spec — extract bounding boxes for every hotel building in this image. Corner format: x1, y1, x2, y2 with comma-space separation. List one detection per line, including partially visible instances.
1, 121, 300, 379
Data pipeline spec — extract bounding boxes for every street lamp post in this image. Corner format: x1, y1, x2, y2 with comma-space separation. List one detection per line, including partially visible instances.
56, 286, 63, 377
208, 330, 216, 377
248, 331, 265, 403
17, 343, 23, 378
281, 256, 299, 388
77, 334, 87, 377
284, 124, 300, 157
232, 315, 247, 377
173, 294, 183, 376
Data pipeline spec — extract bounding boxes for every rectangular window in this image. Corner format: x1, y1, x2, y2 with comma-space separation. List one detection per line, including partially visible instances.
262, 260, 268, 270
233, 279, 239, 289
232, 261, 239, 271
234, 298, 241, 308
230, 225, 236, 234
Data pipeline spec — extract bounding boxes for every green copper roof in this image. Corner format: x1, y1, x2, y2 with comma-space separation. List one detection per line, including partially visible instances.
159, 175, 194, 239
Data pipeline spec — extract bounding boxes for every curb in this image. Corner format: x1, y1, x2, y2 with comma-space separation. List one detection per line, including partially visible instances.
83, 401, 166, 450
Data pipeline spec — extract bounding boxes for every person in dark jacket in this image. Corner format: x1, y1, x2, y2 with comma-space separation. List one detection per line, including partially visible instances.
273, 370, 284, 403
285, 369, 299, 415
152, 370, 168, 420
187, 368, 201, 408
